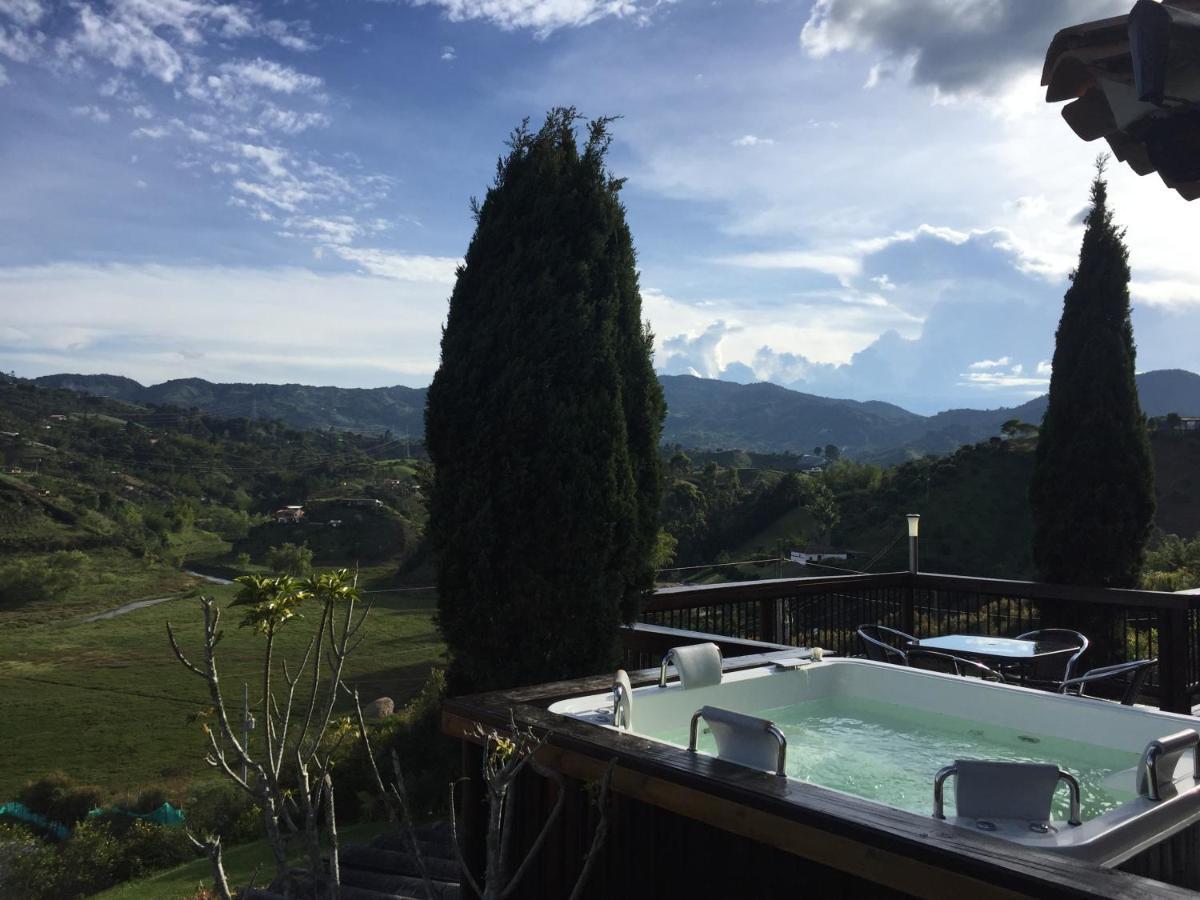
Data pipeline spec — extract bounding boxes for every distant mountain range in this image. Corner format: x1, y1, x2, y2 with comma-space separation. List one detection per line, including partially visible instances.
32, 369, 1200, 460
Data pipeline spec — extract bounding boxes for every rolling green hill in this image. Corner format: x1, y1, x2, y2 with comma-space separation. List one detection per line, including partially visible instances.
34, 369, 1200, 460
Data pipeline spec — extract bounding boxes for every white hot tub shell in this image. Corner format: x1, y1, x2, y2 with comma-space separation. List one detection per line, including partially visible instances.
548, 656, 1200, 866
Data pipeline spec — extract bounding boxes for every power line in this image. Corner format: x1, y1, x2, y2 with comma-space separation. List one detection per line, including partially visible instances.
359, 586, 437, 594
656, 556, 781, 574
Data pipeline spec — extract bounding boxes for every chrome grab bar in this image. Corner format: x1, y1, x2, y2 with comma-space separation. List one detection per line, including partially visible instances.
932, 764, 1081, 826
1142, 729, 1200, 801
687, 707, 787, 776
932, 764, 956, 820
658, 650, 675, 688
612, 682, 629, 728
1059, 770, 1083, 827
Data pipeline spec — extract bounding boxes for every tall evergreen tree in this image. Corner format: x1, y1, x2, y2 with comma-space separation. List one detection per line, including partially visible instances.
426, 109, 665, 693
1030, 160, 1154, 588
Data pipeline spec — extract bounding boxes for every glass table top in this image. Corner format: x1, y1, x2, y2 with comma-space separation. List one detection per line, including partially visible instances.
912, 634, 1077, 659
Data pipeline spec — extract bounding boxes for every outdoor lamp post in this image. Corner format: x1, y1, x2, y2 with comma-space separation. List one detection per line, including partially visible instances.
907, 514, 920, 575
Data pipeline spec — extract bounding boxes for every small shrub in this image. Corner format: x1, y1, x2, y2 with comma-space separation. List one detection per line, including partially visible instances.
0, 822, 58, 900
18, 772, 103, 827
185, 781, 261, 844
336, 669, 454, 822
111, 820, 194, 881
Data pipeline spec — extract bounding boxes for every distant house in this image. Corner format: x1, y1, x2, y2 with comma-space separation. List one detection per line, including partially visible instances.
1154, 416, 1200, 432
274, 505, 305, 524
48, 414, 68, 422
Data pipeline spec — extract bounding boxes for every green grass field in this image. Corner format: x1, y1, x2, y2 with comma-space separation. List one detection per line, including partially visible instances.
93, 821, 390, 900
0, 581, 444, 800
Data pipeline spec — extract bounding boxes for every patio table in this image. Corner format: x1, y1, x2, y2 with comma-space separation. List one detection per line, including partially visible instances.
908, 634, 1078, 667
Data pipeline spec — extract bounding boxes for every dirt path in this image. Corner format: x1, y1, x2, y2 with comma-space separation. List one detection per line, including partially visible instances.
81, 571, 236, 622
81, 595, 181, 622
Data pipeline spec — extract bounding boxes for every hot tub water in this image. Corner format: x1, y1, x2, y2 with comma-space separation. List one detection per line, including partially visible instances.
656, 694, 1140, 821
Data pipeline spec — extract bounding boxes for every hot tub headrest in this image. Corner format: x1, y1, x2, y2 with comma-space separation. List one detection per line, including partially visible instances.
661, 642, 723, 690
953, 760, 1063, 823
612, 669, 632, 729
690, 705, 787, 776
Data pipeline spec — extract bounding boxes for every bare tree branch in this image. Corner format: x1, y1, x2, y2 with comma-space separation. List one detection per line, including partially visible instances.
186, 829, 234, 900
497, 758, 566, 900
565, 759, 616, 900
449, 778, 485, 899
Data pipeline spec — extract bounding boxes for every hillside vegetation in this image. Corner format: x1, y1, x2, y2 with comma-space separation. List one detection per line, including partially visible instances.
34, 368, 1200, 460
662, 429, 1200, 585
0, 378, 429, 618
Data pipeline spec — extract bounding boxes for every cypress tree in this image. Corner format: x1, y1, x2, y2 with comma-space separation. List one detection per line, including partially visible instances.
426, 109, 665, 693
1030, 159, 1155, 588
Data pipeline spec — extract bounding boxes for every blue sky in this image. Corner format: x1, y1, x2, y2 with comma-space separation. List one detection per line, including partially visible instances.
2, 0, 1198, 414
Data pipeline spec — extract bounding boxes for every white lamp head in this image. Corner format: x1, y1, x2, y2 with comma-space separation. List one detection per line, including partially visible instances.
906, 513, 920, 538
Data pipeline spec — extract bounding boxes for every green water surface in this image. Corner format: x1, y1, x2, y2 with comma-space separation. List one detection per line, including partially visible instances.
657, 695, 1141, 821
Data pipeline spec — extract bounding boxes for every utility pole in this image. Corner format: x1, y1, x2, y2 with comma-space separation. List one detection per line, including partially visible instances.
241, 682, 255, 783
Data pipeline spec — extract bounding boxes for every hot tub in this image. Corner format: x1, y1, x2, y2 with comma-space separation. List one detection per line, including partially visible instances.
548, 656, 1200, 865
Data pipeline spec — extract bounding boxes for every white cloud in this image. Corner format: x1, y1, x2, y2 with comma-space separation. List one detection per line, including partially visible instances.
661, 320, 741, 378
70, 103, 111, 123
63, 2, 316, 85
0, 0, 46, 27
258, 105, 330, 134
441, 45, 456, 61
1036, 360, 1052, 376
967, 356, 1010, 370
0, 263, 449, 386
131, 124, 170, 139
0, 19, 42, 62
408, 0, 643, 35
958, 370, 1050, 390
217, 58, 322, 95
73, 4, 186, 83
717, 249, 860, 281
732, 134, 774, 147
330, 247, 460, 283
1131, 280, 1200, 311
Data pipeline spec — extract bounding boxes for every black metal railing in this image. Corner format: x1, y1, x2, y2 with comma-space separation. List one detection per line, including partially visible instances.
636, 572, 1198, 713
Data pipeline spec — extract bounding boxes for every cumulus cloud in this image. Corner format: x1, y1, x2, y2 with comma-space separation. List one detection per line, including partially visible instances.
800, 0, 1128, 96
661, 321, 741, 379
655, 222, 1078, 412
440, 45, 456, 61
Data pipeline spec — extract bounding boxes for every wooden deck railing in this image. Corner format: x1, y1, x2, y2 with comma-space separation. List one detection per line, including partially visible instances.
636, 572, 1200, 713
